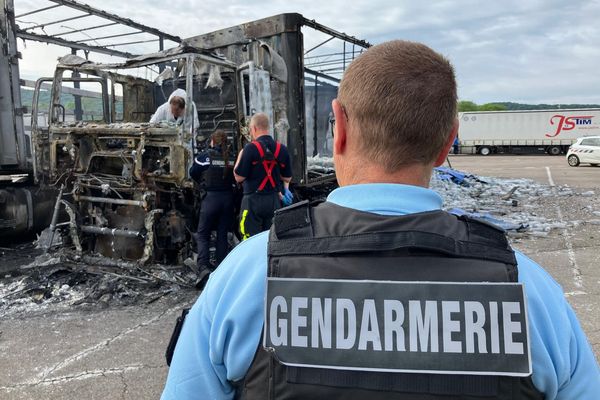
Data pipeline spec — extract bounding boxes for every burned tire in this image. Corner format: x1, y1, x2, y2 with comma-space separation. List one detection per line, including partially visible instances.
548, 146, 561, 156
568, 155, 580, 167
479, 146, 491, 156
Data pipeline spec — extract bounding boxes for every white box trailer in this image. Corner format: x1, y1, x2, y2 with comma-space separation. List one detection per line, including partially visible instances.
458, 109, 600, 155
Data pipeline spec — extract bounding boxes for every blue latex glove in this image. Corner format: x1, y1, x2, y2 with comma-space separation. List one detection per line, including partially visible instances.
282, 188, 294, 206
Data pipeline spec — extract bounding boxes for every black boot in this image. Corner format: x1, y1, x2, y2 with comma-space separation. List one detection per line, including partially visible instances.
195, 266, 211, 290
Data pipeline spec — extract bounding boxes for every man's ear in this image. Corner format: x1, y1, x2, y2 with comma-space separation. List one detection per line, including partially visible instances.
332, 99, 347, 156
434, 118, 458, 167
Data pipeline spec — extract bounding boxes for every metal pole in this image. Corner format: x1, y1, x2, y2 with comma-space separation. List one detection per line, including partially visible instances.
80, 225, 143, 238
343, 41, 346, 71
52, 22, 118, 37
16, 31, 135, 58
304, 36, 335, 55
24, 13, 91, 31
77, 30, 143, 43
304, 68, 341, 83
45, 184, 65, 253
104, 38, 159, 47
158, 36, 165, 72
313, 75, 319, 157
71, 48, 83, 121
16, 4, 61, 18
78, 195, 145, 207
301, 17, 371, 48
185, 55, 196, 151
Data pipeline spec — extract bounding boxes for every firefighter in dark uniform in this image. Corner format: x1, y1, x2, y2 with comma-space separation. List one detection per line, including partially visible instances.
189, 130, 235, 288
163, 42, 599, 399
234, 113, 293, 240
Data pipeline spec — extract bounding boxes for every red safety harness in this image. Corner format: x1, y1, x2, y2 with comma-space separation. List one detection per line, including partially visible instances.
252, 141, 284, 191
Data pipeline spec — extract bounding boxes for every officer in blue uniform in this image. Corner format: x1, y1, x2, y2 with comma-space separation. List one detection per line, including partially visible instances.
163, 41, 599, 399
189, 130, 235, 288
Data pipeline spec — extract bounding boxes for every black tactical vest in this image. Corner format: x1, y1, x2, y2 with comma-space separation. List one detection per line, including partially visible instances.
235, 201, 544, 400
203, 148, 234, 191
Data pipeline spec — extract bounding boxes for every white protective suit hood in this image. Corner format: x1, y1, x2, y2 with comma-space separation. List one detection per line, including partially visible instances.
168, 88, 187, 102
149, 88, 200, 131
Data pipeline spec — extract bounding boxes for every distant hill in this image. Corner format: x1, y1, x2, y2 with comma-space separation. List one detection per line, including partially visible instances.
20, 88, 120, 118
495, 102, 600, 111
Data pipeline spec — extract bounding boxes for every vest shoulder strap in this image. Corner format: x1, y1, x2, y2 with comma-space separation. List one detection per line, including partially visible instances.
274, 142, 282, 158
273, 200, 312, 239
253, 140, 282, 160
252, 141, 265, 158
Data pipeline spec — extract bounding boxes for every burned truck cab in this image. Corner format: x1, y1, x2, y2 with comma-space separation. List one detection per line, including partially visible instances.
30, 46, 247, 264
27, 14, 371, 265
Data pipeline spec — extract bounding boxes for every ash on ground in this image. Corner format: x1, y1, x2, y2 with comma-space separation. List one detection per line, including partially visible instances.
0, 253, 198, 318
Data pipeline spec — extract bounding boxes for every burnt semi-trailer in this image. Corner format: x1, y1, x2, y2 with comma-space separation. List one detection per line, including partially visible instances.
458, 109, 600, 156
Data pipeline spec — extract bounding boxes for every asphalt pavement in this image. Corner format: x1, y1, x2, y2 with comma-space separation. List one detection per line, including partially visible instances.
448, 154, 600, 189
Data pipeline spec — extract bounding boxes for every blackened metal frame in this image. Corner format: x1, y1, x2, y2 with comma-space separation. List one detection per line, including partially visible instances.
14, 0, 181, 58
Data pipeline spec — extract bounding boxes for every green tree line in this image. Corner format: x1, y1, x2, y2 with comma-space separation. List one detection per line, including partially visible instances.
458, 101, 506, 111
458, 100, 600, 112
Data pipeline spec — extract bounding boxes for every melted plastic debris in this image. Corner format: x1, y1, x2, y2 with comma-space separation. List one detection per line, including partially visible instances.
306, 157, 598, 236
430, 168, 590, 236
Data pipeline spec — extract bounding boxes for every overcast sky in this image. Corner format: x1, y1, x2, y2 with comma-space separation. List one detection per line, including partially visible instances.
14, 0, 600, 104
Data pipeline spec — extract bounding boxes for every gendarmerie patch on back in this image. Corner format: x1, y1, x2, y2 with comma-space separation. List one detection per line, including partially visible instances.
264, 278, 531, 377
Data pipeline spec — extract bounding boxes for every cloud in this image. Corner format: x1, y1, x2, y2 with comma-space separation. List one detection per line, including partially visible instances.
14, 0, 600, 104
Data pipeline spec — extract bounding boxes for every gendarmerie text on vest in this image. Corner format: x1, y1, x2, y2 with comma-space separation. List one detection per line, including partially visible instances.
268, 292, 525, 356
265, 278, 528, 364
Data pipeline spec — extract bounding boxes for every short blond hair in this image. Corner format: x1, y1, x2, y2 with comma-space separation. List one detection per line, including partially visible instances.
250, 113, 269, 131
338, 40, 457, 171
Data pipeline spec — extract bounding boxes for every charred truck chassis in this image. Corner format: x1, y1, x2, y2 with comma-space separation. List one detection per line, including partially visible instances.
30, 48, 243, 264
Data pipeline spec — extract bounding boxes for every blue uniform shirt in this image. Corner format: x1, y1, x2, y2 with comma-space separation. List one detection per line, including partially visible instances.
161, 184, 600, 400
189, 152, 211, 183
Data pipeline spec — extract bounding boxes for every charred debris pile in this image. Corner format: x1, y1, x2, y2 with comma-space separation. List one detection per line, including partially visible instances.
0, 250, 198, 317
